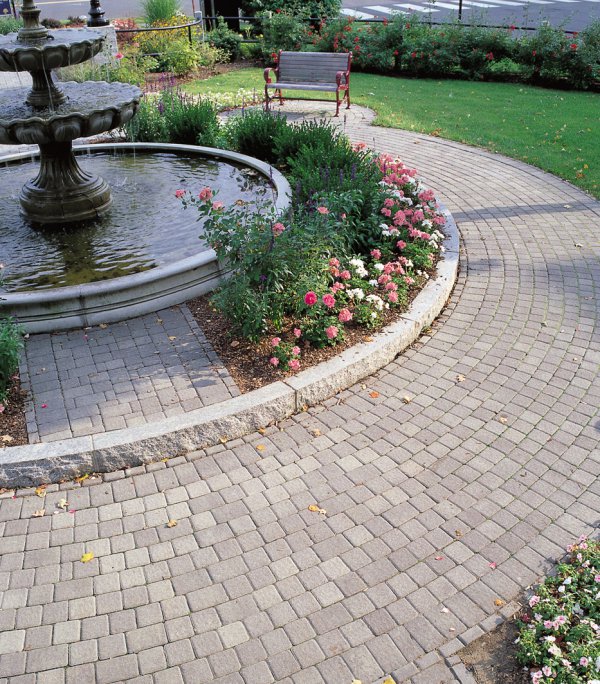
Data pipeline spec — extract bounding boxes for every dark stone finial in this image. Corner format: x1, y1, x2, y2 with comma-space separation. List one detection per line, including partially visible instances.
87, 0, 109, 27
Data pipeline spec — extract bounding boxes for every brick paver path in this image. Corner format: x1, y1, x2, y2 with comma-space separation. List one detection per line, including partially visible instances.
0, 104, 598, 683
20, 307, 239, 442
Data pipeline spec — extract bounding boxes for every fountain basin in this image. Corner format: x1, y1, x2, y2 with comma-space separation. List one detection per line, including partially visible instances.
0, 82, 141, 144
0, 143, 292, 333
0, 28, 104, 72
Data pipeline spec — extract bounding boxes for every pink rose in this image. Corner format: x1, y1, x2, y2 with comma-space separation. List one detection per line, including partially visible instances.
304, 291, 317, 306
115, 52, 124, 59
579, 657, 589, 667
338, 308, 353, 323
370, 249, 381, 260
272, 222, 285, 236
175, 189, 185, 199
293, 328, 302, 338
388, 291, 398, 303
322, 294, 336, 309
316, 206, 329, 214
340, 270, 351, 280
269, 357, 279, 367
329, 257, 340, 268
397, 240, 407, 250
326, 325, 338, 340
289, 359, 300, 371
292, 346, 301, 356
271, 337, 281, 347
0, 403, 4, 414
198, 187, 213, 201
212, 201, 224, 211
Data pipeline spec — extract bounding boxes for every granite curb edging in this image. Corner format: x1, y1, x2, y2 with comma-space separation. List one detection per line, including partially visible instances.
0, 209, 459, 488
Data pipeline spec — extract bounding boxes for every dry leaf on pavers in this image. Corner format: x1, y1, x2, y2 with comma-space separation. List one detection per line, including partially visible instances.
382, 678, 395, 684
74, 474, 89, 484
257, 427, 267, 435
99, 323, 108, 329
35, 486, 46, 498
498, 416, 508, 424
81, 552, 94, 563
455, 529, 463, 538
369, 391, 380, 399
156, 318, 163, 324
310, 428, 321, 437
230, 340, 240, 348
32, 509, 45, 517
489, 562, 497, 570
308, 504, 327, 515
352, 680, 362, 684
435, 556, 444, 561
402, 395, 412, 404
494, 599, 504, 607
168, 336, 177, 341
364, 336, 374, 342
57, 498, 68, 510
167, 520, 178, 528
456, 374, 465, 383
441, 607, 449, 613
1, 434, 14, 443
219, 437, 228, 444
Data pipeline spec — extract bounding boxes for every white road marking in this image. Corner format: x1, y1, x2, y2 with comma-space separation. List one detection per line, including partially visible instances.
460, 1, 502, 8
393, 2, 440, 8
341, 8, 377, 17
423, 1, 462, 8
365, 4, 402, 12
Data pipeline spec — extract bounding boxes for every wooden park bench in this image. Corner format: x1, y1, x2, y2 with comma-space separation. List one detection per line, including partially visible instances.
264, 51, 352, 117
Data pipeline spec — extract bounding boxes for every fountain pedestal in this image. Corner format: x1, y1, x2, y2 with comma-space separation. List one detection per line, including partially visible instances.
20, 141, 112, 223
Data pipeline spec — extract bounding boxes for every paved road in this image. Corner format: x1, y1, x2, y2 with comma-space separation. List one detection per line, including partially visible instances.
0, 101, 598, 683
20, 0, 599, 29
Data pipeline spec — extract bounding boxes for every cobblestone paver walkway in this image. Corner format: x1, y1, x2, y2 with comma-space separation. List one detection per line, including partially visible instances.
20, 307, 239, 442
0, 102, 598, 683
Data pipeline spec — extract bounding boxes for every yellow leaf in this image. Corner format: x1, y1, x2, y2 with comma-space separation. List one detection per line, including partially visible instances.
369, 391, 380, 399
161, 457, 169, 463
81, 552, 94, 563
402, 395, 412, 404
256, 444, 266, 451
494, 599, 504, 607
1, 435, 14, 443
99, 323, 108, 329
168, 336, 177, 341
219, 437, 228, 444
455, 529, 463, 538
258, 427, 267, 435
308, 504, 326, 515
364, 336, 374, 342
167, 519, 178, 528
310, 428, 321, 437
382, 678, 396, 684
32, 509, 45, 517
75, 474, 89, 484
58, 498, 68, 510
156, 318, 163, 324
352, 680, 363, 684
35, 486, 46, 498
456, 374, 465, 383
499, 416, 508, 424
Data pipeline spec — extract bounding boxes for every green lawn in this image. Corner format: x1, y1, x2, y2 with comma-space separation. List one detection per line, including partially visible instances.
184, 68, 600, 198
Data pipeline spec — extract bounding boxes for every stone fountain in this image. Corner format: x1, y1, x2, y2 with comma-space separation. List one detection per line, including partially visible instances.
0, 0, 140, 223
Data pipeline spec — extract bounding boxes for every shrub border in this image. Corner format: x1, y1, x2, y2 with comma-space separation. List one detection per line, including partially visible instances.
0, 204, 458, 488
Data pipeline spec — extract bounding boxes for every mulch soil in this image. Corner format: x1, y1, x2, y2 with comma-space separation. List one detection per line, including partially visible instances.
0, 378, 28, 447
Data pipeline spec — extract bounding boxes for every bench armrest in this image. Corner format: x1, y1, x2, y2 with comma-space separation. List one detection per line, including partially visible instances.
336, 70, 349, 86
264, 67, 278, 84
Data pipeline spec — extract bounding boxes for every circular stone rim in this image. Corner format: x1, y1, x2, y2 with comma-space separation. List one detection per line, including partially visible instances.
0, 142, 292, 333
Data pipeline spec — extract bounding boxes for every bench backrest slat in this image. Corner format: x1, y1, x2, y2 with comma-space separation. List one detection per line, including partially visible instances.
278, 51, 351, 84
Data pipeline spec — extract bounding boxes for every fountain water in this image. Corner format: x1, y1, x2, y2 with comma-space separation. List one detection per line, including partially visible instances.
0, 0, 140, 223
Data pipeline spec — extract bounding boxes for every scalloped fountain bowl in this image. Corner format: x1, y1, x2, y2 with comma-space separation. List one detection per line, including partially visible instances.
0, 143, 292, 334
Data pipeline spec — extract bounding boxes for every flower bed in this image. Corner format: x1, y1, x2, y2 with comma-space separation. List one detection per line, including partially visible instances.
177, 113, 447, 375
516, 536, 600, 684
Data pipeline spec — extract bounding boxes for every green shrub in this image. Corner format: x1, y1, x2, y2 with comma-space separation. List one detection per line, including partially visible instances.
240, 0, 340, 22
0, 318, 23, 405
124, 95, 170, 142
142, 0, 183, 25
207, 19, 242, 61
225, 109, 289, 163
58, 49, 157, 86
0, 17, 22, 35
260, 10, 307, 56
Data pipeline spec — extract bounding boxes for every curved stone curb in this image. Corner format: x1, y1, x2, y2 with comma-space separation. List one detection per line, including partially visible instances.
0, 142, 292, 334
0, 208, 458, 488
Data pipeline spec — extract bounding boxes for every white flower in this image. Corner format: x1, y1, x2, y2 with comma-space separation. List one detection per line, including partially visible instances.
366, 295, 384, 311
563, 577, 572, 585
380, 223, 390, 230
349, 258, 364, 267
422, 220, 433, 229
373, 263, 385, 272
371, 312, 377, 318
399, 197, 413, 206
347, 288, 365, 301
440, 246, 445, 253
369, 279, 378, 287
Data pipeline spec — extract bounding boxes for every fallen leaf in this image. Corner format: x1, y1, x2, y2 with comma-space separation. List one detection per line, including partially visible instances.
32, 509, 45, 517
167, 519, 178, 528
41, 404, 47, 409
230, 340, 240, 348
308, 504, 327, 515
498, 416, 508, 424
81, 552, 94, 563
455, 529, 463, 538
168, 336, 177, 341
361, 384, 367, 390
541, 321, 548, 327
494, 599, 504, 607
449, 627, 456, 632
1, 435, 14, 443
35, 486, 46, 498
369, 391, 380, 399
440, 607, 449, 613
256, 444, 266, 452
352, 680, 362, 684
219, 437, 228, 444
257, 427, 267, 435
310, 428, 321, 437
156, 318, 163, 324
382, 678, 395, 684
574, 242, 583, 248
161, 457, 169, 463
364, 336, 374, 342
75, 474, 89, 484
99, 323, 108, 329
434, 556, 444, 561
489, 562, 497, 570
402, 395, 412, 404
57, 498, 68, 510
456, 374, 465, 383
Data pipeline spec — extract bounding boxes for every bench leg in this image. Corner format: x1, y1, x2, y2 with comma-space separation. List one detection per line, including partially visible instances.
277, 89, 284, 106
335, 90, 341, 117
264, 84, 270, 112
346, 87, 351, 110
